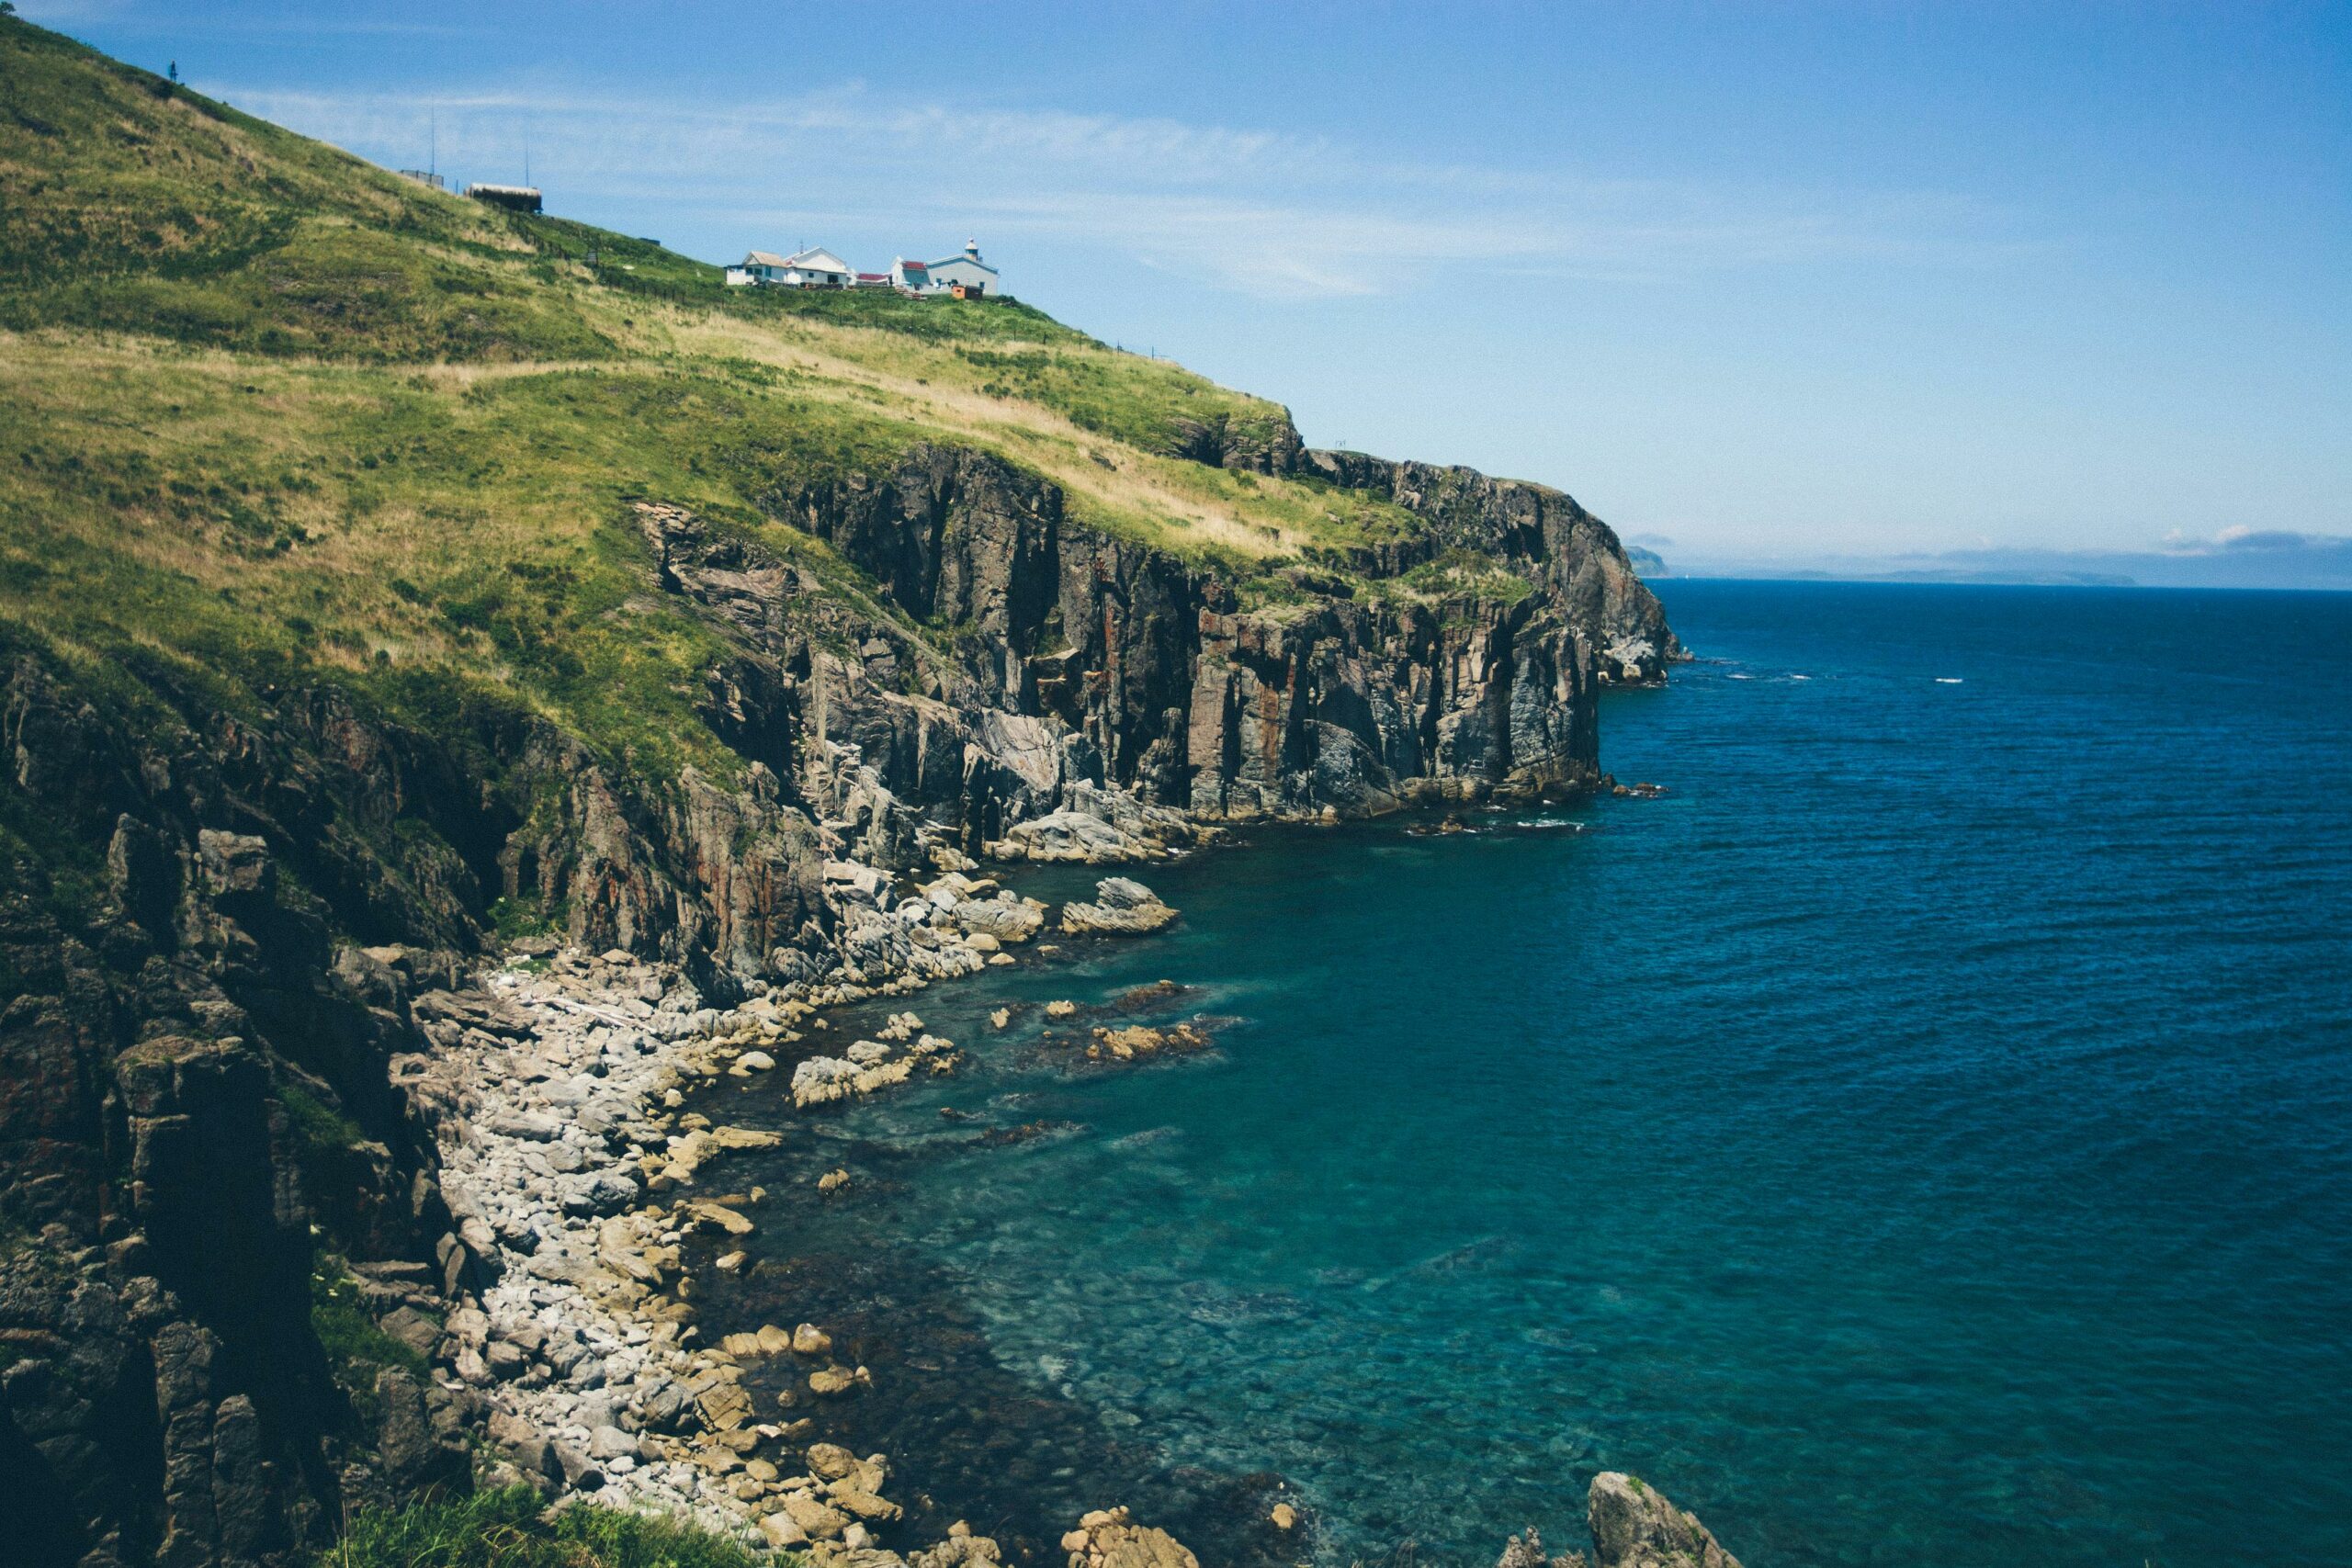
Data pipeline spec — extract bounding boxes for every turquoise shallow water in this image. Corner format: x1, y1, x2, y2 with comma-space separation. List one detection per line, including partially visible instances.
719, 582, 2352, 1566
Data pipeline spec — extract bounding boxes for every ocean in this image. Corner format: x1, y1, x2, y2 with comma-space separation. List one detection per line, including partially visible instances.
697, 581, 2352, 1566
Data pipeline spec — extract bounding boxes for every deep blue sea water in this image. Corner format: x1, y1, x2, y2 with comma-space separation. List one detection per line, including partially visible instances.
725, 582, 2352, 1566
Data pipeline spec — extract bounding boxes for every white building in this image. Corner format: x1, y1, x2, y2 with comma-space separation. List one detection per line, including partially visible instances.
923, 240, 999, 295
726, 241, 1000, 297
729, 247, 852, 288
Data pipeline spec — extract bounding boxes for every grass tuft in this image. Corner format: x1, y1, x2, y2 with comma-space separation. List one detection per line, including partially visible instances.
319, 1486, 776, 1568
311, 1255, 429, 1425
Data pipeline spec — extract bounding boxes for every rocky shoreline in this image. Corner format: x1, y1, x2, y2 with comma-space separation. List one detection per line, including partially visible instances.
392, 837, 1743, 1568
401, 952, 1002, 1558
394, 855, 1222, 1562
0, 210, 1692, 1558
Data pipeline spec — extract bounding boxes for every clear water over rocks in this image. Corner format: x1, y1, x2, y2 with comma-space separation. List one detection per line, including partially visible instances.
708, 581, 2352, 1567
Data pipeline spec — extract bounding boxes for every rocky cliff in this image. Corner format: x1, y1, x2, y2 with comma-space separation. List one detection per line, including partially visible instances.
0, 423, 1673, 1562
0, 20, 1684, 1564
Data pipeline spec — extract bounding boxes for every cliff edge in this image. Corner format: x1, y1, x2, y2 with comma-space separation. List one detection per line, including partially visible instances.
0, 17, 1679, 1565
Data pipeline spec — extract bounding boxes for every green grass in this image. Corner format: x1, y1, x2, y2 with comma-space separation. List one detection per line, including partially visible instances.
5, 217, 624, 362
729, 282, 1088, 345
489, 893, 565, 943
947, 340, 1296, 460
1379, 547, 1538, 611
281, 1077, 368, 1157
0, 13, 1565, 947
320, 1486, 775, 1568
278, 1077, 387, 1247
311, 1255, 432, 1424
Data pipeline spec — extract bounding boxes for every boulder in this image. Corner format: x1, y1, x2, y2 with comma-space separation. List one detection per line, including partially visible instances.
792, 1055, 863, 1108
1586, 1472, 1741, 1568
783, 1489, 853, 1540
831, 1480, 902, 1519
707, 1124, 785, 1150
1498, 1527, 1587, 1568
684, 1199, 755, 1236
808, 1442, 862, 1481
989, 808, 1148, 863
912, 1529, 1007, 1568
1059, 1506, 1200, 1568
1059, 878, 1177, 937
761, 1512, 812, 1550
952, 896, 1046, 944
377, 1305, 442, 1359
1080, 1023, 1210, 1064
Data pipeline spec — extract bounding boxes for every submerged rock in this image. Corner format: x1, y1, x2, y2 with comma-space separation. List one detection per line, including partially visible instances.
808, 1365, 864, 1397
1080, 1024, 1210, 1064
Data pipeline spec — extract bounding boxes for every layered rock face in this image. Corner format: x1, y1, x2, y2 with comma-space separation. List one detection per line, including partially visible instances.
0, 428, 1673, 1565
697, 435, 1672, 876
0, 660, 489, 1566
1301, 449, 1680, 682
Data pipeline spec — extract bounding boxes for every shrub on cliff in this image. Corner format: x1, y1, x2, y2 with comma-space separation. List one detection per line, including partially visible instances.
321, 1486, 778, 1568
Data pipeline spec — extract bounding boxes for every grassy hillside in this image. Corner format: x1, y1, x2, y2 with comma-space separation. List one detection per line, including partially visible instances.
0, 16, 1498, 821
316, 1485, 771, 1568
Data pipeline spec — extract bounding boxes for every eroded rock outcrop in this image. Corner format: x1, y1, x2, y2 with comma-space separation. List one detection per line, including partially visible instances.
1585, 1472, 1742, 1568
1058, 878, 1178, 938
1496, 1472, 1743, 1568
670, 435, 1671, 882
1300, 450, 1681, 682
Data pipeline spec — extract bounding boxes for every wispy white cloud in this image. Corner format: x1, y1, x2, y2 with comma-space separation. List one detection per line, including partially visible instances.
220, 81, 2041, 301
16, 0, 137, 22
20, 0, 485, 35
2161, 525, 2352, 557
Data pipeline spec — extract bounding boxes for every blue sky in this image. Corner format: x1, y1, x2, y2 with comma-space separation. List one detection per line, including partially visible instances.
27, 1, 2352, 580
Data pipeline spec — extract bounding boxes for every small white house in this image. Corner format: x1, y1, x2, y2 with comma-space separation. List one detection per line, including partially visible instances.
888, 257, 933, 293
731, 247, 852, 288
924, 240, 999, 295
